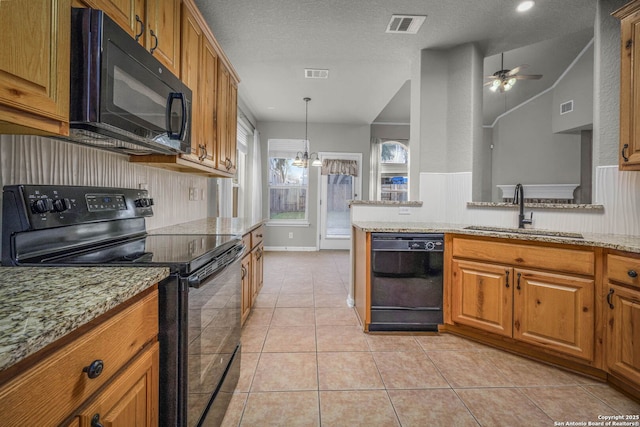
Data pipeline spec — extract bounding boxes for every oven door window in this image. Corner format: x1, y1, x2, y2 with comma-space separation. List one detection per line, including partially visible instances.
186, 260, 241, 426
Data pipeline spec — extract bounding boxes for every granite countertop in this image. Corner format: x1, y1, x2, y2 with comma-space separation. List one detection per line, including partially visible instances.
149, 217, 264, 236
0, 267, 169, 372
352, 221, 640, 254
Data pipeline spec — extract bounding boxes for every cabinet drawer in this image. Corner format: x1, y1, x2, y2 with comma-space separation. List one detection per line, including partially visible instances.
607, 254, 640, 289
251, 224, 265, 249
242, 233, 252, 255
452, 237, 594, 276
0, 290, 158, 427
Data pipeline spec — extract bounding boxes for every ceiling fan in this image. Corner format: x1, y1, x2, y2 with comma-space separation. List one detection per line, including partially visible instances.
484, 52, 543, 93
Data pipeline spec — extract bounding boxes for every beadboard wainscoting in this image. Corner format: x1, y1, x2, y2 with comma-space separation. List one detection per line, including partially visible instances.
0, 135, 209, 231
351, 167, 640, 236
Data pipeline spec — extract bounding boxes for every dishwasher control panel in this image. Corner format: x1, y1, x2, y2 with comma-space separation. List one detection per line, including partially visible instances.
371, 233, 444, 252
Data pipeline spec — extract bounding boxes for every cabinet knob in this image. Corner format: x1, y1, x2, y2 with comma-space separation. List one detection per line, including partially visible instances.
91, 413, 104, 427
82, 359, 104, 379
629, 270, 638, 278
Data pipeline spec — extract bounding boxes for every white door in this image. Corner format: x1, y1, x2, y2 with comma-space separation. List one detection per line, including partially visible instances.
318, 152, 362, 250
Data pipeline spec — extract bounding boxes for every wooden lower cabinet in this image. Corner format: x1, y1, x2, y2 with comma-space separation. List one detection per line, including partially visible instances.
241, 254, 252, 325
252, 244, 264, 299
605, 252, 640, 398
451, 260, 513, 337
73, 341, 159, 427
450, 236, 596, 362
240, 225, 265, 326
0, 289, 159, 426
514, 269, 594, 360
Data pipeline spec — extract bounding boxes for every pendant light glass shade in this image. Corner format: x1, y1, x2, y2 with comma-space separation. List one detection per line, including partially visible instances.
294, 97, 320, 168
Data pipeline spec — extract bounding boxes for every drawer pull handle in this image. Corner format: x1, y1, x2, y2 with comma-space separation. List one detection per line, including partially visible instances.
256, 234, 263, 238
91, 414, 104, 427
517, 272, 522, 290
628, 270, 638, 278
505, 270, 510, 288
607, 288, 615, 309
83, 359, 104, 379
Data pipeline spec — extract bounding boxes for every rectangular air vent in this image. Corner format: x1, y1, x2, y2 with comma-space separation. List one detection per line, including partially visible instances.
386, 15, 427, 34
305, 69, 329, 79
560, 100, 574, 115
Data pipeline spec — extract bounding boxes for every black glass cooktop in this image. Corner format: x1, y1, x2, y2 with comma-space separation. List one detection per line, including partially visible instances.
35, 234, 241, 273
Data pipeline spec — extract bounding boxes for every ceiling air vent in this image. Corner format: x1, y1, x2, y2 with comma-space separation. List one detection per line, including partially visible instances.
560, 100, 574, 115
386, 15, 427, 34
305, 69, 329, 79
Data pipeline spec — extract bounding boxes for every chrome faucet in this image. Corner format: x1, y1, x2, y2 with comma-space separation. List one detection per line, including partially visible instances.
513, 183, 533, 228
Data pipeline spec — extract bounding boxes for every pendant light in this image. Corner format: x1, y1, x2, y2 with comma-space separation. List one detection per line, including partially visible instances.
293, 97, 321, 168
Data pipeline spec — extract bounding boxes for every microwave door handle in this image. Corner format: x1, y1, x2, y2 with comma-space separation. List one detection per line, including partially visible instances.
166, 92, 185, 139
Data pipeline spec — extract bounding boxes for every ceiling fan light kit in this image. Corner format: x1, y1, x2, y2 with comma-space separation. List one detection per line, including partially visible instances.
485, 52, 542, 93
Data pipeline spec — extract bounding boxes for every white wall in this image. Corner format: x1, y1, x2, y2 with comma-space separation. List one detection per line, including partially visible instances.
0, 135, 210, 232
258, 121, 370, 249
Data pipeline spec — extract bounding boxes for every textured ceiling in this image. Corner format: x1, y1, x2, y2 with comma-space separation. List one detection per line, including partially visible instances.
193, 0, 596, 125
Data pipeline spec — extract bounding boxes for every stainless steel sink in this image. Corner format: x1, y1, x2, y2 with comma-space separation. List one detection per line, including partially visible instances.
463, 225, 584, 239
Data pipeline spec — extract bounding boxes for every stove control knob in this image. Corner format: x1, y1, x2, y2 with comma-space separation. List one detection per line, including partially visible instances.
135, 198, 154, 208
426, 241, 436, 251
31, 198, 53, 214
52, 198, 71, 213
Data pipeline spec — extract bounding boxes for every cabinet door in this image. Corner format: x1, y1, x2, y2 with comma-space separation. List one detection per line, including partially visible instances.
200, 37, 218, 165
216, 62, 231, 172
0, 0, 70, 134
84, 0, 145, 40
513, 269, 594, 360
617, 3, 640, 169
76, 341, 159, 427
241, 255, 252, 325
180, 3, 202, 158
145, 0, 181, 76
226, 80, 238, 175
451, 260, 513, 337
254, 244, 264, 294
606, 284, 640, 385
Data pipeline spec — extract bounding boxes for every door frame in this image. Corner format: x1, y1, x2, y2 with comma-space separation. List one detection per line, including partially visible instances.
316, 152, 362, 250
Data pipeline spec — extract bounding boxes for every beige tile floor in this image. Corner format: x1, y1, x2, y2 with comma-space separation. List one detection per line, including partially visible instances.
221, 251, 640, 426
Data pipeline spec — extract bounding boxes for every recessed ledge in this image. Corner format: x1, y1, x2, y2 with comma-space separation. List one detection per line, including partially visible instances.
467, 201, 604, 211
349, 200, 423, 207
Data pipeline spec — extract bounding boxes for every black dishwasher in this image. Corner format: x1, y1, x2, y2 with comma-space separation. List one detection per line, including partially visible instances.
370, 233, 444, 331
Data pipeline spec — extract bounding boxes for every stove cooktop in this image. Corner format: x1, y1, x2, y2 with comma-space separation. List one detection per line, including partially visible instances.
32, 234, 241, 274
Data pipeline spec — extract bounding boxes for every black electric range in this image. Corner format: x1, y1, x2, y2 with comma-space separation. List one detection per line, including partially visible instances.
1, 184, 243, 427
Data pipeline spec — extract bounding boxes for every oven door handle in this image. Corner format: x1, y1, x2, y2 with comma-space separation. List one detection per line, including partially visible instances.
187, 245, 244, 288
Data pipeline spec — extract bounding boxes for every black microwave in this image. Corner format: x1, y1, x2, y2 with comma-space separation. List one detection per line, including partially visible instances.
68, 8, 191, 155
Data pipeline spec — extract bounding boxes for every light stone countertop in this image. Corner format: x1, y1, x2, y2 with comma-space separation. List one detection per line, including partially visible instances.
149, 217, 265, 236
0, 267, 169, 372
349, 200, 423, 207
352, 221, 640, 254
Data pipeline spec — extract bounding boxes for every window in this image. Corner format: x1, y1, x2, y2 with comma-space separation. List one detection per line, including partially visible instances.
268, 139, 309, 223
379, 140, 409, 201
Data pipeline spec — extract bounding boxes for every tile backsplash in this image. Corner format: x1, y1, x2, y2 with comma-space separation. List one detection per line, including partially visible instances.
0, 135, 209, 231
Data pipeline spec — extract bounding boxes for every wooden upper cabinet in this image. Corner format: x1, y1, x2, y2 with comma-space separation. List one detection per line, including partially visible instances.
144, 0, 181, 76
86, 0, 181, 76
614, 1, 640, 170
129, 0, 240, 177
0, 0, 70, 136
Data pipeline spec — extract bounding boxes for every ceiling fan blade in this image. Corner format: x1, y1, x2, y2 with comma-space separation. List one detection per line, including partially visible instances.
515, 74, 543, 80
506, 65, 528, 76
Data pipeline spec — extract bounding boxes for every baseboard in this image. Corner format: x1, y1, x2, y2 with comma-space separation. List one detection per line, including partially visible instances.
264, 246, 318, 252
